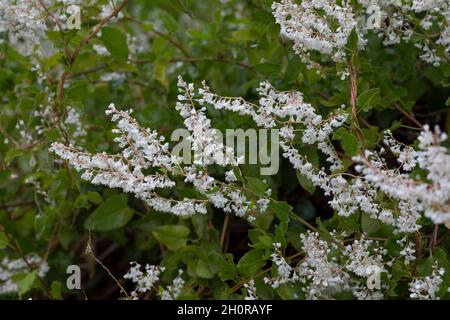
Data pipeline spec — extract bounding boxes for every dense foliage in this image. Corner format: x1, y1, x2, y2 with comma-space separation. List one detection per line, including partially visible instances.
0, 0, 449, 300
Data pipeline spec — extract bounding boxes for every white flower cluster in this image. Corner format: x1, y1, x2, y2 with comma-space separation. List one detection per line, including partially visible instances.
272, 0, 449, 69
354, 125, 450, 225
243, 280, 259, 300
409, 264, 445, 300
161, 269, 185, 300
362, 0, 449, 66
272, 0, 363, 68
0, 254, 49, 295
202, 80, 449, 228
123, 262, 165, 299
201, 80, 347, 171
0, 0, 47, 56
64, 107, 87, 139
264, 243, 296, 289
123, 262, 185, 300
0, 0, 83, 57
263, 232, 392, 300
50, 78, 271, 221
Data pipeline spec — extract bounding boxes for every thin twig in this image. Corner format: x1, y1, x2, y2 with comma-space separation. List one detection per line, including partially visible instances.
394, 103, 422, 128
85, 231, 130, 299
220, 214, 230, 250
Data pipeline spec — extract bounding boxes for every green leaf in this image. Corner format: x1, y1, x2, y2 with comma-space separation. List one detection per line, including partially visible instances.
50, 281, 62, 299
237, 249, 265, 277
6, 148, 23, 162
194, 260, 214, 279
357, 88, 382, 112
269, 200, 291, 224
296, 171, 315, 194
100, 27, 129, 62
155, 60, 169, 90
346, 28, 359, 53
253, 63, 280, 76
84, 194, 133, 231
152, 225, 190, 251
74, 194, 90, 209
17, 271, 37, 297
392, 261, 410, 281
340, 132, 360, 156
87, 192, 102, 204
246, 177, 268, 197
228, 29, 257, 42
0, 231, 9, 249
361, 212, 381, 234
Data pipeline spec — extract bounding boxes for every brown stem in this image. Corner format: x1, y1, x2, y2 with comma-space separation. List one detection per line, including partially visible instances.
394, 103, 422, 128
85, 232, 130, 299
0, 201, 35, 209
348, 57, 364, 147
220, 214, 230, 250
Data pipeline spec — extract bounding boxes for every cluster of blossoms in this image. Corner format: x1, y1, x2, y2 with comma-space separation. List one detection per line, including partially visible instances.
272, 0, 364, 69
200, 80, 450, 230
0, 0, 48, 57
243, 280, 259, 300
0, 0, 125, 57
262, 232, 445, 300
200, 80, 348, 172
160, 270, 185, 300
34, 104, 86, 143
50, 77, 271, 222
123, 262, 184, 300
360, 0, 449, 66
123, 262, 165, 298
0, 254, 49, 295
272, 0, 449, 71
51, 74, 449, 235
39, 0, 449, 301
409, 264, 445, 299
355, 125, 450, 225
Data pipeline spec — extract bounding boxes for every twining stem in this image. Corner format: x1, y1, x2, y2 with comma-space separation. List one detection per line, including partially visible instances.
220, 214, 230, 250
394, 103, 422, 128
348, 56, 364, 149
85, 231, 131, 299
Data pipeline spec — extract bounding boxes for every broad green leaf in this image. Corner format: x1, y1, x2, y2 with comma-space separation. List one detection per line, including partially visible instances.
237, 249, 265, 277
341, 132, 360, 156
100, 27, 129, 62
246, 177, 268, 197
253, 63, 280, 76
87, 192, 102, 204
346, 28, 359, 53
269, 200, 291, 223
296, 171, 315, 194
0, 231, 9, 249
194, 260, 214, 279
361, 212, 381, 234
6, 148, 23, 162
152, 225, 190, 251
357, 88, 382, 112
84, 194, 133, 231
17, 271, 37, 297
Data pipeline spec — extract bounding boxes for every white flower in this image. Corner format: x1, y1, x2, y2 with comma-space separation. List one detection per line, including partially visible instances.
0, 254, 49, 295
409, 265, 445, 300
161, 269, 185, 300
123, 262, 165, 298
